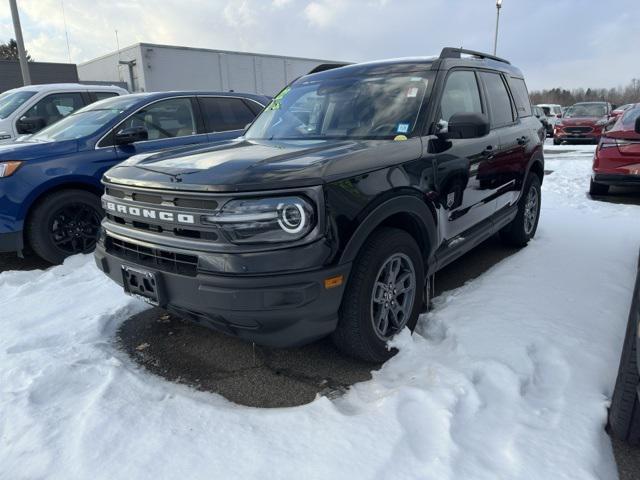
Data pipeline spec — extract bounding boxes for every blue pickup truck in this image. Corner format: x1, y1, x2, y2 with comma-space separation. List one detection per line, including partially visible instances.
0, 91, 268, 263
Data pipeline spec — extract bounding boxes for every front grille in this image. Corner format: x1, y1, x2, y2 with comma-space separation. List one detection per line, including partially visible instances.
105, 187, 219, 210
106, 236, 198, 277
564, 126, 593, 134
105, 213, 220, 241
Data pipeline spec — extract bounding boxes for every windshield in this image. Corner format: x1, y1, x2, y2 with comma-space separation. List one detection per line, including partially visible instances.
246, 73, 431, 140
0, 90, 37, 119
564, 104, 607, 118
27, 95, 139, 142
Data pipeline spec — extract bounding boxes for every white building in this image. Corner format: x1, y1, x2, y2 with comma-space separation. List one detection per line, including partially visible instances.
77, 43, 344, 96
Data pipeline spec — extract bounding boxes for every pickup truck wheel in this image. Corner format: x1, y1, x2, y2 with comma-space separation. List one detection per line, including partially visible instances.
500, 173, 541, 247
27, 190, 103, 264
589, 178, 609, 196
608, 295, 640, 444
332, 228, 424, 363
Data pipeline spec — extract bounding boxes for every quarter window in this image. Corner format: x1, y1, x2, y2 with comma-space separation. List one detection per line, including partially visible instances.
119, 98, 196, 140
481, 72, 515, 128
200, 97, 257, 132
508, 77, 532, 117
439, 70, 483, 123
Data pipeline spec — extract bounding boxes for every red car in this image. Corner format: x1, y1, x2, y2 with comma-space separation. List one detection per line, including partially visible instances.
554, 101, 612, 145
590, 104, 640, 195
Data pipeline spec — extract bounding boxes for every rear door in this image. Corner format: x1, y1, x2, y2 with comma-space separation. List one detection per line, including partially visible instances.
431, 69, 499, 241
111, 96, 209, 159
197, 96, 261, 143
478, 71, 529, 211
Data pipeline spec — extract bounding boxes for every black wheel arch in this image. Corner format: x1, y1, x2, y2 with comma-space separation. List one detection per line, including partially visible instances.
339, 194, 437, 274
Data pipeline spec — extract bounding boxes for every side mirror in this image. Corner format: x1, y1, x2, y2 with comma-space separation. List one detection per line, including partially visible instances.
16, 116, 46, 134
635, 116, 640, 134
115, 126, 148, 145
556, 113, 562, 119
445, 113, 490, 139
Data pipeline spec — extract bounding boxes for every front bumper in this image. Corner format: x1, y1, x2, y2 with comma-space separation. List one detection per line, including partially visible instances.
0, 230, 23, 253
95, 241, 351, 347
592, 173, 640, 187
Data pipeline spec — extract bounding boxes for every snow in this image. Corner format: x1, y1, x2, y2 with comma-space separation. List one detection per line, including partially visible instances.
1, 142, 640, 480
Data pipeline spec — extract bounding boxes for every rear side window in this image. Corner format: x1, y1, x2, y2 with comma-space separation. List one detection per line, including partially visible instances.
508, 77, 531, 118
439, 70, 483, 122
622, 107, 640, 127
199, 97, 257, 132
481, 72, 515, 128
93, 91, 119, 101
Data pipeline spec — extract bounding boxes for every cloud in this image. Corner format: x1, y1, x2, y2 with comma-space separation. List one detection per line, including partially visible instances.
0, 0, 638, 90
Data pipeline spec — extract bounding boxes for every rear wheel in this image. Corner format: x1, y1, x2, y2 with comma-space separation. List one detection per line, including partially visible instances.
500, 173, 541, 247
608, 296, 640, 444
589, 178, 609, 196
332, 228, 425, 363
27, 189, 103, 264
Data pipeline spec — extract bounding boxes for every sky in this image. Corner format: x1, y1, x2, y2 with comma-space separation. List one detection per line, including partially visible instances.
1, 0, 638, 92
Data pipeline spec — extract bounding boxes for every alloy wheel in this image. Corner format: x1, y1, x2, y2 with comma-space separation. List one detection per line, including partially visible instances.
370, 253, 417, 340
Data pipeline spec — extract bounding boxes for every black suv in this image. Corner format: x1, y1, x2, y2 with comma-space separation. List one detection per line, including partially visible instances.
95, 48, 544, 362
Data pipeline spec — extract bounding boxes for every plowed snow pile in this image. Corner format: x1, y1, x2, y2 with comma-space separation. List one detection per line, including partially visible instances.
1, 144, 639, 480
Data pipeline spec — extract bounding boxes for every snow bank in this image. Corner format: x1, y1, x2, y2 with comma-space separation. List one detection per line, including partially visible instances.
1, 146, 639, 480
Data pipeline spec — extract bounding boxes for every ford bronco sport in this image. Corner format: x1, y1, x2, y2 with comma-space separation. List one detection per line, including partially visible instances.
95, 48, 544, 362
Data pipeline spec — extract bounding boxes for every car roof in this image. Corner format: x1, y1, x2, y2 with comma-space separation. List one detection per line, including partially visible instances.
301, 49, 524, 82
4, 83, 127, 94
136, 91, 270, 104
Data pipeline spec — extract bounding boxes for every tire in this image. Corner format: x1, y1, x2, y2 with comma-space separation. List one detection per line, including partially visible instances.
589, 178, 609, 196
332, 228, 425, 363
553, 137, 562, 145
26, 189, 103, 264
608, 293, 640, 444
500, 173, 541, 247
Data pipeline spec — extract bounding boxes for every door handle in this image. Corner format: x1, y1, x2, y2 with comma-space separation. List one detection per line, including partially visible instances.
517, 136, 529, 145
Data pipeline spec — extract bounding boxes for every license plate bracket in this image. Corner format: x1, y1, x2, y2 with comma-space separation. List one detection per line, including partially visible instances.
121, 265, 163, 306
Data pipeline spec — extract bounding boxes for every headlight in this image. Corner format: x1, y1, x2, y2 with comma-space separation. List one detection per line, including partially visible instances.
0, 161, 22, 178
204, 196, 315, 244
595, 118, 610, 126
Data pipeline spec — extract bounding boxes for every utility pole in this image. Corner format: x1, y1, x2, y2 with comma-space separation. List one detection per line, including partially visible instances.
493, 0, 503, 56
9, 0, 32, 85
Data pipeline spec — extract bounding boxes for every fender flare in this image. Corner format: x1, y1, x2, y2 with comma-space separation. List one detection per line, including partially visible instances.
339, 195, 437, 267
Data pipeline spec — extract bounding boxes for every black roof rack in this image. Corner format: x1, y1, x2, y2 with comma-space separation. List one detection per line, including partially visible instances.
307, 63, 350, 75
439, 47, 511, 65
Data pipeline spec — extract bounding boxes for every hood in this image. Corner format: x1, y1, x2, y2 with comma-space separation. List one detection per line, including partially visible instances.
104, 137, 423, 192
560, 117, 603, 126
0, 139, 79, 161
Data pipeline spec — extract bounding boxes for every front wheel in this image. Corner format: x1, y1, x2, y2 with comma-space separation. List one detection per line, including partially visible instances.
332, 228, 425, 363
27, 189, 103, 264
500, 173, 541, 247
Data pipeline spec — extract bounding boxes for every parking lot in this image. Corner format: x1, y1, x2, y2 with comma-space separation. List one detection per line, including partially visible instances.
2, 142, 639, 479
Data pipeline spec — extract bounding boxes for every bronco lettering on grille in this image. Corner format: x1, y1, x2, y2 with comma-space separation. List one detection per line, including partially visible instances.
104, 201, 195, 224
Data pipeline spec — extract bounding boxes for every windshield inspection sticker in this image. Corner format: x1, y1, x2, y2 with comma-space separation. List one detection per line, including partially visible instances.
397, 123, 410, 134
407, 87, 419, 98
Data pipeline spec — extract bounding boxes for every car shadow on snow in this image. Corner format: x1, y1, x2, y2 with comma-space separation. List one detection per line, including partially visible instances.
116, 234, 520, 408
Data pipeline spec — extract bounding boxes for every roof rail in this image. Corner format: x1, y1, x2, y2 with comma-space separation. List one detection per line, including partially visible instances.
307, 63, 350, 75
439, 47, 511, 65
